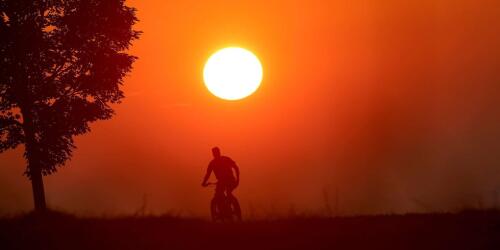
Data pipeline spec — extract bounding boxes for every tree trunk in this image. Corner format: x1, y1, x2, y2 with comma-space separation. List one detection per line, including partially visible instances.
30, 167, 47, 211
21, 106, 48, 212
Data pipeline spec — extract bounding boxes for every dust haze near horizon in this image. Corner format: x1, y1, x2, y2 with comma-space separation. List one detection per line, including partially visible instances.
1, 0, 500, 217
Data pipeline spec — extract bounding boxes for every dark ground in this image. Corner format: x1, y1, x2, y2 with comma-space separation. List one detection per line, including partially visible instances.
1, 210, 499, 250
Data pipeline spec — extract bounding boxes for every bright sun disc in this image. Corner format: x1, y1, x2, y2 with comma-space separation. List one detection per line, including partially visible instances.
203, 47, 263, 100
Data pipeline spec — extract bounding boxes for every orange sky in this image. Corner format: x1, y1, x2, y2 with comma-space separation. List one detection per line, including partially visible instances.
1, 0, 500, 216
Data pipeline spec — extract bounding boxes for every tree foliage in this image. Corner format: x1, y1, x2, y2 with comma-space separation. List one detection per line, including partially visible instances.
0, 0, 140, 176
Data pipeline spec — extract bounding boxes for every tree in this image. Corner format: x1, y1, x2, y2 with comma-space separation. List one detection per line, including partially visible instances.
0, 0, 140, 211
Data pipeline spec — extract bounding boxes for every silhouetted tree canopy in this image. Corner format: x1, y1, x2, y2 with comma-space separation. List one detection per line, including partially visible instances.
0, 0, 140, 177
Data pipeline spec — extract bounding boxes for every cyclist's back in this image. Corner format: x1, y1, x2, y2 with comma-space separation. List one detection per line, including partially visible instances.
209, 156, 236, 183
202, 147, 240, 194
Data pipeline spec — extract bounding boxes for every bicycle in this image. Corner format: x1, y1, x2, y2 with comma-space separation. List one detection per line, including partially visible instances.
204, 182, 242, 222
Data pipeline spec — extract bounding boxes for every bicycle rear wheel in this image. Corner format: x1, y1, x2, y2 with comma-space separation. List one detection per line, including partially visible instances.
228, 195, 242, 221
211, 195, 239, 222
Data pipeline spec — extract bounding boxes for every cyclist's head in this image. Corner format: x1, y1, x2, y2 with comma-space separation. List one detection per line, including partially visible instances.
212, 147, 221, 158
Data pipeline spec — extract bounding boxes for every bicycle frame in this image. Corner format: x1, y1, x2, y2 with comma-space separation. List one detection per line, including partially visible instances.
204, 182, 241, 222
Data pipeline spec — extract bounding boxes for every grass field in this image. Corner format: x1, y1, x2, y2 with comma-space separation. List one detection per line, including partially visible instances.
1, 210, 499, 250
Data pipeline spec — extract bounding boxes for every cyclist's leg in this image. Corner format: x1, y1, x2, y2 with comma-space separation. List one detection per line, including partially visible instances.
211, 182, 225, 221
210, 197, 217, 221
226, 182, 242, 220
229, 195, 242, 220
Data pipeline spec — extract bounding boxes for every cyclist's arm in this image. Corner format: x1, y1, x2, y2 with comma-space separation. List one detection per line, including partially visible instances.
201, 164, 212, 187
233, 163, 240, 184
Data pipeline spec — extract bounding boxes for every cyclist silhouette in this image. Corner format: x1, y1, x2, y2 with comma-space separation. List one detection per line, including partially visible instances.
202, 147, 242, 221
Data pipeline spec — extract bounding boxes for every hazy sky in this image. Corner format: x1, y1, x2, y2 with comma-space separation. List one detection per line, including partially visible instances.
1, 0, 500, 217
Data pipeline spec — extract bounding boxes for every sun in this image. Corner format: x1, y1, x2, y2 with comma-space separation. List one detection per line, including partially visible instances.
203, 47, 263, 101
